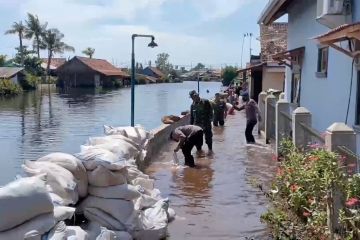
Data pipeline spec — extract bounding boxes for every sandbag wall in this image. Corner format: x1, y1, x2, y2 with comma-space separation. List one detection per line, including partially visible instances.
0, 124, 176, 240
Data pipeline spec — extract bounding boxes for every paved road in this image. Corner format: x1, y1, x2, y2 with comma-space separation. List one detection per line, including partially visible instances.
146, 111, 276, 240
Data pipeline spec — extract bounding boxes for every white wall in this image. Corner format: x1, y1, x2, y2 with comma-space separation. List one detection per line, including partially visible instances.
286, 0, 358, 134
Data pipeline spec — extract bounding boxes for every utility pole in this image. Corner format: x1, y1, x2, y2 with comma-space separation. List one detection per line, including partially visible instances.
241, 34, 246, 68
249, 33, 253, 60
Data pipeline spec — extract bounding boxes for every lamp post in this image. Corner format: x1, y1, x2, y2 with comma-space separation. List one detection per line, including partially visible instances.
131, 34, 158, 127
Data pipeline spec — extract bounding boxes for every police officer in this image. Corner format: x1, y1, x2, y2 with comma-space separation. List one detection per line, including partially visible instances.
211, 93, 227, 127
189, 90, 213, 152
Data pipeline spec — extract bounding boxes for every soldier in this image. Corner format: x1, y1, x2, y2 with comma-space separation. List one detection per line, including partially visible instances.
211, 93, 227, 127
189, 90, 213, 152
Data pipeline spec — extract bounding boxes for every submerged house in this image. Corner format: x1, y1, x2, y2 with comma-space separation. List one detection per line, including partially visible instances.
238, 22, 287, 102
142, 67, 166, 80
57, 57, 130, 88
0, 67, 25, 84
258, 0, 360, 151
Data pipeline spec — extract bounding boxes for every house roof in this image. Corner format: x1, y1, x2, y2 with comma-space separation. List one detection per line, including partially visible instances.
237, 63, 265, 73
146, 67, 165, 78
75, 56, 129, 77
0, 67, 24, 79
41, 58, 66, 70
136, 74, 157, 83
258, 0, 291, 25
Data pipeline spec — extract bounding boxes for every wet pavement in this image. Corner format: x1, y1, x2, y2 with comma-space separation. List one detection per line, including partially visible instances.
146, 111, 277, 240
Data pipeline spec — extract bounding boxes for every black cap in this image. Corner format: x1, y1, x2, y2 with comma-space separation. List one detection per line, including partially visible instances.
189, 90, 198, 98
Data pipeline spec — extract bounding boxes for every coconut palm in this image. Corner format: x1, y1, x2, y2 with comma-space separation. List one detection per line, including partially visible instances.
25, 13, 47, 58
82, 47, 95, 58
5, 21, 26, 65
42, 28, 75, 81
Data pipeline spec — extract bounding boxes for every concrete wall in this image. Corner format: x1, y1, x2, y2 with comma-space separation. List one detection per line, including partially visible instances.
354, 0, 360, 21
262, 68, 284, 92
286, 0, 358, 135
139, 114, 190, 170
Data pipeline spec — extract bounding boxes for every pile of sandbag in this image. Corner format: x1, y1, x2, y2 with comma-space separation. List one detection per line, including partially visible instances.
0, 174, 87, 239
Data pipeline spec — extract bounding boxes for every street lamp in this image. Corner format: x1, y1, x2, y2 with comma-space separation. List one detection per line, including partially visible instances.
131, 34, 158, 127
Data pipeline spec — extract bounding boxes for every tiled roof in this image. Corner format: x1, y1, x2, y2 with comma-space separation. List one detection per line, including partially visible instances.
76, 57, 129, 77
0, 67, 24, 79
313, 22, 360, 40
41, 58, 66, 69
148, 67, 165, 78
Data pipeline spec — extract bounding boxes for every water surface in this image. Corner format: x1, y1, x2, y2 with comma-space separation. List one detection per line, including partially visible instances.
0, 81, 220, 185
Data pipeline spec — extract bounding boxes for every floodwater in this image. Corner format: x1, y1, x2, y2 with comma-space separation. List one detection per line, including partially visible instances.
146, 111, 276, 240
0, 81, 220, 185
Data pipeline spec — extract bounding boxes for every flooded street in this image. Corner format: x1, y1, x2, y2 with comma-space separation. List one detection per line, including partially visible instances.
146, 111, 276, 240
0, 82, 220, 185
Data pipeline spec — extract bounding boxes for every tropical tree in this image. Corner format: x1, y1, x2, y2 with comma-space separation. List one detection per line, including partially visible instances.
155, 52, 173, 74
0, 55, 6, 67
5, 21, 26, 65
82, 47, 95, 58
42, 28, 75, 81
222, 66, 238, 86
25, 13, 47, 58
193, 63, 205, 71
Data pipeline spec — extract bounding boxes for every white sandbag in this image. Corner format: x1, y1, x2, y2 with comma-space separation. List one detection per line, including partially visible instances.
37, 152, 88, 198
66, 226, 88, 240
50, 193, 65, 206
96, 227, 132, 240
88, 166, 127, 187
47, 222, 89, 240
22, 160, 78, 205
126, 166, 149, 182
84, 208, 127, 231
134, 194, 159, 211
88, 184, 140, 200
104, 125, 152, 147
83, 221, 102, 240
88, 135, 141, 151
79, 196, 135, 224
135, 200, 169, 240
54, 206, 75, 222
0, 174, 53, 231
167, 208, 176, 222
0, 213, 56, 240
131, 177, 154, 191
83, 141, 140, 161
75, 147, 126, 171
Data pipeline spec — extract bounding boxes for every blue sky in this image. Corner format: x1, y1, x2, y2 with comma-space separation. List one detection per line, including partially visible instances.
0, 0, 271, 69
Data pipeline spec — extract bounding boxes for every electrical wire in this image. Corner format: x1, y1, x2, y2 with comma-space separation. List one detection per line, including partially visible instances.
345, 58, 355, 124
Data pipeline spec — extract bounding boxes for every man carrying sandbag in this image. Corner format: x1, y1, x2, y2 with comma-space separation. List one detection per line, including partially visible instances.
170, 125, 204, 168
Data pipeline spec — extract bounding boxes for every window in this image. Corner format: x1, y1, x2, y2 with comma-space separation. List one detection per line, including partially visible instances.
316, 47, 329, 78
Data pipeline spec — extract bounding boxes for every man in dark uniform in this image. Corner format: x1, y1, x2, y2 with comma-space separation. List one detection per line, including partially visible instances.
211, 93, 227, 127
170, 125, 204, 167
189, 90, 213, 152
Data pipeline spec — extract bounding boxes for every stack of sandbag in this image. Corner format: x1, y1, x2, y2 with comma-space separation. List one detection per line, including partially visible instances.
22, 152, 88, 206
0, 174, 56, 239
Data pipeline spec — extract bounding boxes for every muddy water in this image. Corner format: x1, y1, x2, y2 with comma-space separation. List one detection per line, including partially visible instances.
146, 111, 277, 239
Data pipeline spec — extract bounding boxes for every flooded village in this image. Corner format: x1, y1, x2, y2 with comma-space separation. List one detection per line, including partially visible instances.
1, 0, 360, 239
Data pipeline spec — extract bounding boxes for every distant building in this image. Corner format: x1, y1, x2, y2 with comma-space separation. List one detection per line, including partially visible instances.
57, 56, 130, 88
0, 67, 25, 84
142, 67, 166, 79
41, 58, 66, 75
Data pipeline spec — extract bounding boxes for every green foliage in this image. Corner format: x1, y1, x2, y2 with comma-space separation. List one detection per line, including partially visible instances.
263, 140, 360, 239
25, 13, 47, 58
82, 47, 95, 58
193, 63, 205, 71
19, 73, 40, 90
155, 53, 173, 74
221, 66, 238, 86
0, 79, 22, 96
137, 78, 147, 85
0, 55, 6, 67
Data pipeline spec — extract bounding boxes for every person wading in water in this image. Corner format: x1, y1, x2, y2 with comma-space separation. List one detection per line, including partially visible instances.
170, 125, 204, 168
189, 90, 213, 153
234, 95, 262, 144
211, 93, 227, 127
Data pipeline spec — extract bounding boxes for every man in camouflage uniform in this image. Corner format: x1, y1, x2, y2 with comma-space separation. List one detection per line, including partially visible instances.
211, 93, 227, 127
189, 90, 213, 152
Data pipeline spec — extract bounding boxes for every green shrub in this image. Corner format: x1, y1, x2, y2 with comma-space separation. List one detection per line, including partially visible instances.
20, 73, 40, 90
0, 79, 22, 96
137, 78, 146, 85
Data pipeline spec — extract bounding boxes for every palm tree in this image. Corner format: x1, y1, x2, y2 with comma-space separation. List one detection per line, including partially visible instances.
25, 13, 47, 58
82, 47, 95, 58
5, 21, 26, 65
42, 28, 75, 82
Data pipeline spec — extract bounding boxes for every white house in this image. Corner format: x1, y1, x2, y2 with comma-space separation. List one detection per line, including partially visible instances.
0, 67, 25, 84
258, 0, 360, 152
